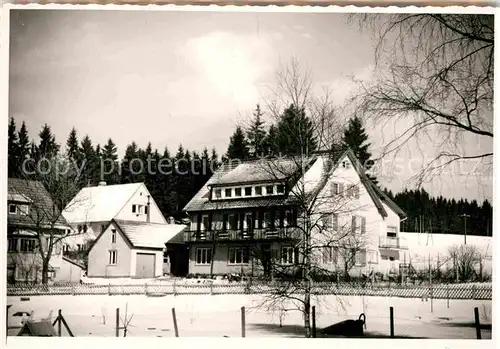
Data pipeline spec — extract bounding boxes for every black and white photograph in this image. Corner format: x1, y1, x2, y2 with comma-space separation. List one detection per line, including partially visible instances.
2, 4, 495, 341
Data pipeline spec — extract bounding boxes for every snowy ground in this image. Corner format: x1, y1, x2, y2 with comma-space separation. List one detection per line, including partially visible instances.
7, 294, 492, 339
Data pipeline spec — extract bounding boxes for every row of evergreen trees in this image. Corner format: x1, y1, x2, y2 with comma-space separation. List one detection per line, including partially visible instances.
7, 103, 493, 235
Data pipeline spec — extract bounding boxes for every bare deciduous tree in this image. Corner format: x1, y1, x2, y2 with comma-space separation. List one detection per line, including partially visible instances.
9, 155, 89, 284
351, 14, 493, 186
249, 59, 372, 337
448, 244, 481, 282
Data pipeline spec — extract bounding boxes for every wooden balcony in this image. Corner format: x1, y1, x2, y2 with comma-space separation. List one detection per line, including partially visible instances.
379, 236, 408, 250
184, 227, 302, 243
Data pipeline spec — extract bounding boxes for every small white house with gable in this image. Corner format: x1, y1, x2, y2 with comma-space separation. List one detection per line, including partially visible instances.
62, 182, 168, 250
62, 182, 186, 277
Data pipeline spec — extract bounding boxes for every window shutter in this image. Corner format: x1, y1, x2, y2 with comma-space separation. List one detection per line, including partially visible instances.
339, 183, 344, 197
351, 215, 356, 234
355, 185, 360, 199
360, 251, 366, 265
361, 217, 366, 234
239, 213, 245, 231
332, 214, 338, 231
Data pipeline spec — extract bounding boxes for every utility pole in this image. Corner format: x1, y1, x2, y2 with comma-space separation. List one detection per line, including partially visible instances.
461, 214, 470, 245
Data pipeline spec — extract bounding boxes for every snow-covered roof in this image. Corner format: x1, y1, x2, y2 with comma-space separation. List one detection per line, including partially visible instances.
62, 183, 143, 223
113, 220, 187, 249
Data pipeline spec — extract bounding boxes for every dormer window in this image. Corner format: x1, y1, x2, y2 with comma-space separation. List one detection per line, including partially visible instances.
225, 188, 232, 197
9, 204, 17, 214
215, 189, 222, 199
266, 185, 274, 195
235, 188, 242, 197
277, 184, 285, 194
244, 187, 252, 196
255, 186, 262, 196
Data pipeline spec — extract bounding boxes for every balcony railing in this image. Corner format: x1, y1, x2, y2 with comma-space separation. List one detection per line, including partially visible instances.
379, 236, 408, 250
184, 227, 302, 243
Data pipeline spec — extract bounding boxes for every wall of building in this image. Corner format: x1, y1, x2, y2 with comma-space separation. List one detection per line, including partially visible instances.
187, 241, 299, 276
87, 222, 132, 277
115, 184, 166, 224
55, 259, 84, 283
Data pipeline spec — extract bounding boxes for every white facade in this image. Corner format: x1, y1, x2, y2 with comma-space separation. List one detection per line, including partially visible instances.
63, 183, 167, 249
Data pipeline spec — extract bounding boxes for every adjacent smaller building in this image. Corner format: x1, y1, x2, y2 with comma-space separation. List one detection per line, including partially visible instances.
87, 219, 186, 278
7, 178, 71, 284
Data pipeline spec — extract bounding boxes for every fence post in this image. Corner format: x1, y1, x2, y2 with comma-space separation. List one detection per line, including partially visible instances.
210, 282, 213, 296
474, 307, 481, 339
145, 283, 148, 296
173, 279, 177, 296
57, 309, 62, 336
108, 283, 111, 296
389, 307, 394, 338
72, 283, 75, 296
472, 285, 476, 300
172, 308, 179, 337
241, 306, 246, 338
312, 305, 316, 338
115, 308, 120, 337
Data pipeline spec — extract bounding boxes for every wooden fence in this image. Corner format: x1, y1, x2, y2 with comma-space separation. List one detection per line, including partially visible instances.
6, 282, 492, 300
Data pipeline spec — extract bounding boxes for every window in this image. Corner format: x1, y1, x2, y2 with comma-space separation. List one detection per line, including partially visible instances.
83, 225, 88, 233
276, 184, 285, 194
137, 205, 143, 214
214, 189, 222, 199
78, 225, 83, 233
111, 229, 117, 243
353, 185, 360, 199
263, 212, 270, 228
266, 185, 274, 195
8, 238, 17, 252
387, 226, 397, 238
202, 215, 210, 231
355, 250, 366, 266
227, 214, 234, 230
244, 213, 253, 231
351, 216, 366, 234
322, 246, 338, 264
101, 224, 106, 233
235, 188, 242, 197
228, 247, 249, 264
9, 204, 17, 214
342, 160, 349, 168
196, 248, 212, 265
255, 186, 262, 195
18, 205, 29, 216
225, 188, 232, 197
281, 247, 295, 264
367, 250, 378, 264
244, 187, 252, 196
19, 238, 36, 253
322, 213, 338, 230
144, 205, 149, 215
132, 204, 137, 213
108, 250, 117, 265
331, 183, 339, 195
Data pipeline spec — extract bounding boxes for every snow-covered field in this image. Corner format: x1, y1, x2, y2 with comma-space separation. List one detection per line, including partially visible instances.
400, 232, 493, 272
7, 294, 492, 339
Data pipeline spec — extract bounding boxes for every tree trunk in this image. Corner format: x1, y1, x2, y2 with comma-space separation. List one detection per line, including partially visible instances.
303, 290, 311, 338
41, 258, 50, 285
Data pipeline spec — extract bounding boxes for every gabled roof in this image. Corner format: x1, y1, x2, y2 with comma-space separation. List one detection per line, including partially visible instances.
183, 156, 318, 212
91, 219, 187, 251
62, 256, 85, 269
337, 149, 407, 219
62, 183, 143, 223
7, 178, 69, 229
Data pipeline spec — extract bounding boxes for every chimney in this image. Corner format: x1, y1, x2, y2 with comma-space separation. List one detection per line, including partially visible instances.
146, 195, 151, 223
98, 181, 106, 186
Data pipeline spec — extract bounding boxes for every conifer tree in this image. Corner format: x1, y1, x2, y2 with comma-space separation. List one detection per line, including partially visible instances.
8, 117, 19, 177
226, 126, 249, 160
246, 104, 267, 157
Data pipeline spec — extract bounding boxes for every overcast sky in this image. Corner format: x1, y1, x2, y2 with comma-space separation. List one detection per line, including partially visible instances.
9, 9, 493, 203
